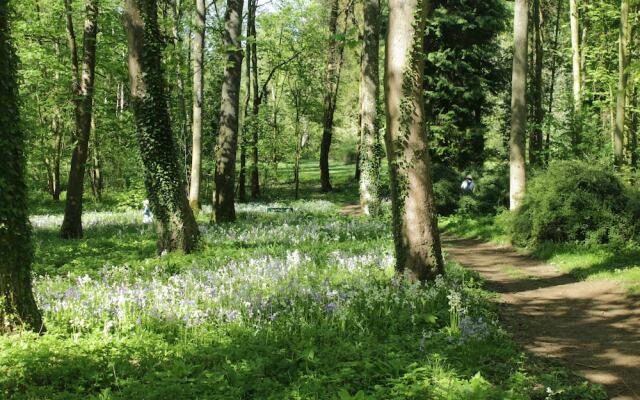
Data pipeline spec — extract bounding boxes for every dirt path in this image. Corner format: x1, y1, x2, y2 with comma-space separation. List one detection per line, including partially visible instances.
442, 235, 640, 400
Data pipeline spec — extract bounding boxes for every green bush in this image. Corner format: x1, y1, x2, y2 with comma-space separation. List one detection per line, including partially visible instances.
511, 160, 637, 247
432, 163, 462, 215
458, 160, 509, 216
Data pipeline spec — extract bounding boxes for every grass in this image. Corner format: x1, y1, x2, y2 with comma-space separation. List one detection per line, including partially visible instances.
4, 163, 608, 399
440, 213, 640, 295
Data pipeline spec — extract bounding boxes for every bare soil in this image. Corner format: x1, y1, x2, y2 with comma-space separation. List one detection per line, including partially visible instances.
442, 236, 640, 400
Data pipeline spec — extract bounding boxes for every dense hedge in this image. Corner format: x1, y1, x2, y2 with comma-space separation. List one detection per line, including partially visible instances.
511, 161, 639, 246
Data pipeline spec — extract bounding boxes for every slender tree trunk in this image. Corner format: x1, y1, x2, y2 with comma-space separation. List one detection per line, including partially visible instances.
61, 0, 99, 239
529, 0, 544, 167
214, 0, 244, 222
124, 0, 200, 253
169, 0, 190, 183
0, 2, 44, 333
614, 0, 629, 167
239, 10, 252, 203
545, 0, 562, 164
630, 87, 638, 172
249, 0, 261, 199
90, 114, 103, 201
188, 0, 206, 210
569, 0, 582, 145
358, 0, 381, 215
384, 0, 443, 281
319, 0, 341, 192
510, 0, 528, 210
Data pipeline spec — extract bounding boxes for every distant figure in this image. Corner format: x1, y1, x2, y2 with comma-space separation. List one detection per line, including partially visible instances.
142, 199, 153, 224
461, 176, 475, 193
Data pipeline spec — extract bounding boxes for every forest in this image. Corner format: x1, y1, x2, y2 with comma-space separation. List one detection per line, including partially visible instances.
1, 0, 639, 398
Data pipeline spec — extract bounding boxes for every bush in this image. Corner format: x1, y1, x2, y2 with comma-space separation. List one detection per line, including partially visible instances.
511, 160, 637, 247
432, 163, 462, 215
458, 160, 509, 216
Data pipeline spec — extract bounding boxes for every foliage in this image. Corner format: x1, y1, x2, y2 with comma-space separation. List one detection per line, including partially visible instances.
0, 201, 605, 398
424, 0, 509, 171
457, 160, 509, 216
511, 160, 638, 246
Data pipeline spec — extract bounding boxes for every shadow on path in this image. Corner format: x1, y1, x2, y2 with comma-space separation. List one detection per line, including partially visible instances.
443, 235, 640, 400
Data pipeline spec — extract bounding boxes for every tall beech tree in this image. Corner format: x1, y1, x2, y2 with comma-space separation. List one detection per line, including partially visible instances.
214, 0, 244, 222
123, 0, 200, 252
529, 0, 544, 166
60, 0, 99, 239
614, 0, 629, 167
188, 0, 206, 210
569, 0, 582, 143
509, 0, 528, 210
319, 0, 341, 192
0, 1, 44, 333
358, 0, 381, 215
384, 0, 444, 281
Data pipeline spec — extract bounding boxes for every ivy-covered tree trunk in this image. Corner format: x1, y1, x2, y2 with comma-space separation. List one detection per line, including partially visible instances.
358, 0, 381, 215
509, 0, 528, 210
214, 0, 244, 222
123, 0, 200, 253
0, 2, 44, 333
60, 0, 99, 239
614, 0, 629, 167
188, 0, 206, 211
529, 0, 544, 167
384, 0, 444, 282
319, 0, 341, 193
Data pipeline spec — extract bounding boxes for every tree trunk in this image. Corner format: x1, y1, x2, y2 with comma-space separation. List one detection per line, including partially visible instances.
188, 0, 206, 210
0, 2, 45, 333
510, 0, 528, 210
249, 0, 261, 199
384, 0, 444, 282
124, 0, 200, 253
319, 0, 341, 192
569, 0, 582, 144
529, 0, 544, 167
90, 114, 103, 201
614, 0, 629, 167
358, 0, 381, 215
545, 0, 562, 164
630, 87, 638, 172
60, 0, 99, 239
239, 13, 251, 204
214, 0, 244, 222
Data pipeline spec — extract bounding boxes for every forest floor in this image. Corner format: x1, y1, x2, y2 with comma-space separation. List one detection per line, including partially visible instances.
441, 235, 640, 400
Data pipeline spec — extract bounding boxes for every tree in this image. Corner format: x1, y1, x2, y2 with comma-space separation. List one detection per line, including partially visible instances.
123, 0, 200, 253
0, 1, 44, 333
188, 0, 206, 210
509, 0, 528, 210
569, 0, 582, 144
614, 0, 629, 167
214, 0, 244, 222
358, 0, 381, 215
319, 0, 341, 192
60, 0, 99, 239
529, 0, 544, 166
384, 0, 444, 281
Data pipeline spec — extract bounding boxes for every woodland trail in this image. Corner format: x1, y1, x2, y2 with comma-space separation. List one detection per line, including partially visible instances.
442, 235, 640, 400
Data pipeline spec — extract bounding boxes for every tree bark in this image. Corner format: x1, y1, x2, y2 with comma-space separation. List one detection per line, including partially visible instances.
214, 0, 244, 222
319, 0, 341, 192
124, 0, 200, 253
545, 0, 562, 164
384, 0, 444, 282
248, 0, 261, 199
614, 0, 629, 167
239, 6, 252, 204
510, 0, 528, 210
0, 2, 45, 333
358, 0, 381, 215
60, 0, 99, 239
90, 113, 103, 201
529, 0, 544, 167
569, 0, 582, 144
188, 0, 206, 211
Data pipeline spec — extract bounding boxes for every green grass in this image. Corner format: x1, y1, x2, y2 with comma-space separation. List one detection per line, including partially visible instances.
6, 163, 608, 399
440, 213, 640, 295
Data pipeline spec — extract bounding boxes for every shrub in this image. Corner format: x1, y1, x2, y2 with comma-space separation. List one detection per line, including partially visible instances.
458, 160, 509, 216
432, 163, 463, 216
511, 160, 636, 246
